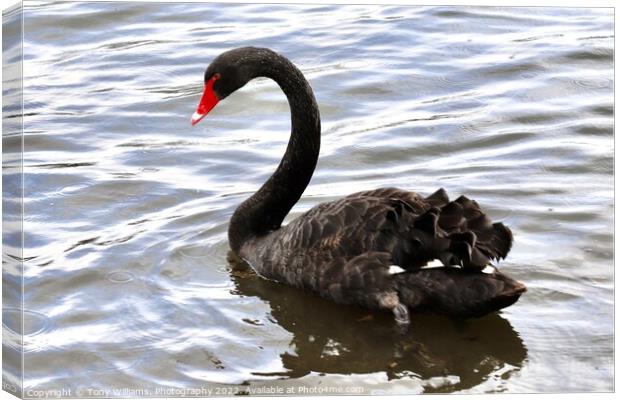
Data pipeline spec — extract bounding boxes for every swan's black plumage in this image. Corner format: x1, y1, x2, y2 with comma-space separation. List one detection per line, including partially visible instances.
196, 47, 525, 320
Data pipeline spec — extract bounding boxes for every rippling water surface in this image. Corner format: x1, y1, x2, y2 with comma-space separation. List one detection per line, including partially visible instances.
2, 1, 614, 395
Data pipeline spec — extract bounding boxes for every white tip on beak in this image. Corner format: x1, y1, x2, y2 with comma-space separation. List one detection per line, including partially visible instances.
191, 111, 206, 126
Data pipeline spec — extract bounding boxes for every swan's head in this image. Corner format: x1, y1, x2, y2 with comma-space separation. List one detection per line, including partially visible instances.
191, 47, 268, 125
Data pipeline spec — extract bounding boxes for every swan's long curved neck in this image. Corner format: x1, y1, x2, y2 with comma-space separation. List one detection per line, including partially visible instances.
228, 52, 321, 254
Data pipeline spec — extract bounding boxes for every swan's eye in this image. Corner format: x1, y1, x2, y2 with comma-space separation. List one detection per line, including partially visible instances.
213, 73, 221, 80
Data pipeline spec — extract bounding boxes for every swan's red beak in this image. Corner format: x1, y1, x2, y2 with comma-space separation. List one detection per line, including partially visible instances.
191, 76, 220, 126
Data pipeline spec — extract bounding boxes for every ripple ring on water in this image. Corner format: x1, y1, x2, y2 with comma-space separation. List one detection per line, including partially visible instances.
178, 247, 210, 259
572, 78, 612, 90
2, 308, 53, 336
106, 271, 135, 283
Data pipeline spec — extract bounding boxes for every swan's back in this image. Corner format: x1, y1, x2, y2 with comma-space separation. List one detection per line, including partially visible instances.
239, 187, 525, 318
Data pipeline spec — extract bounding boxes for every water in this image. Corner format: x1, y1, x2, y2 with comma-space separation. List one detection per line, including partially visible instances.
2, 1, 613, 395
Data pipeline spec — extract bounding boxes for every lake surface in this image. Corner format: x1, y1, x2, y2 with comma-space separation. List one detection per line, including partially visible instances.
2, 1, 614, 395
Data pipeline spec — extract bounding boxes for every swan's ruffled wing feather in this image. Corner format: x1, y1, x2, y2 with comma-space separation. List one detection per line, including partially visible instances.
338, 187, 514, 271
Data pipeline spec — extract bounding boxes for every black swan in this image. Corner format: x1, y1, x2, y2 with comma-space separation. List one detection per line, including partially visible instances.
192, 47, 526, 322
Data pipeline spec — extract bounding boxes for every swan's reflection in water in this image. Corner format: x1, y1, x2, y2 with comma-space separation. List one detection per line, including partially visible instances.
228, 254, 527, 392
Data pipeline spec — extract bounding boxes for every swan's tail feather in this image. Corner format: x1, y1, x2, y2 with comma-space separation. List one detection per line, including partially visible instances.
393, 267, 526, 318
